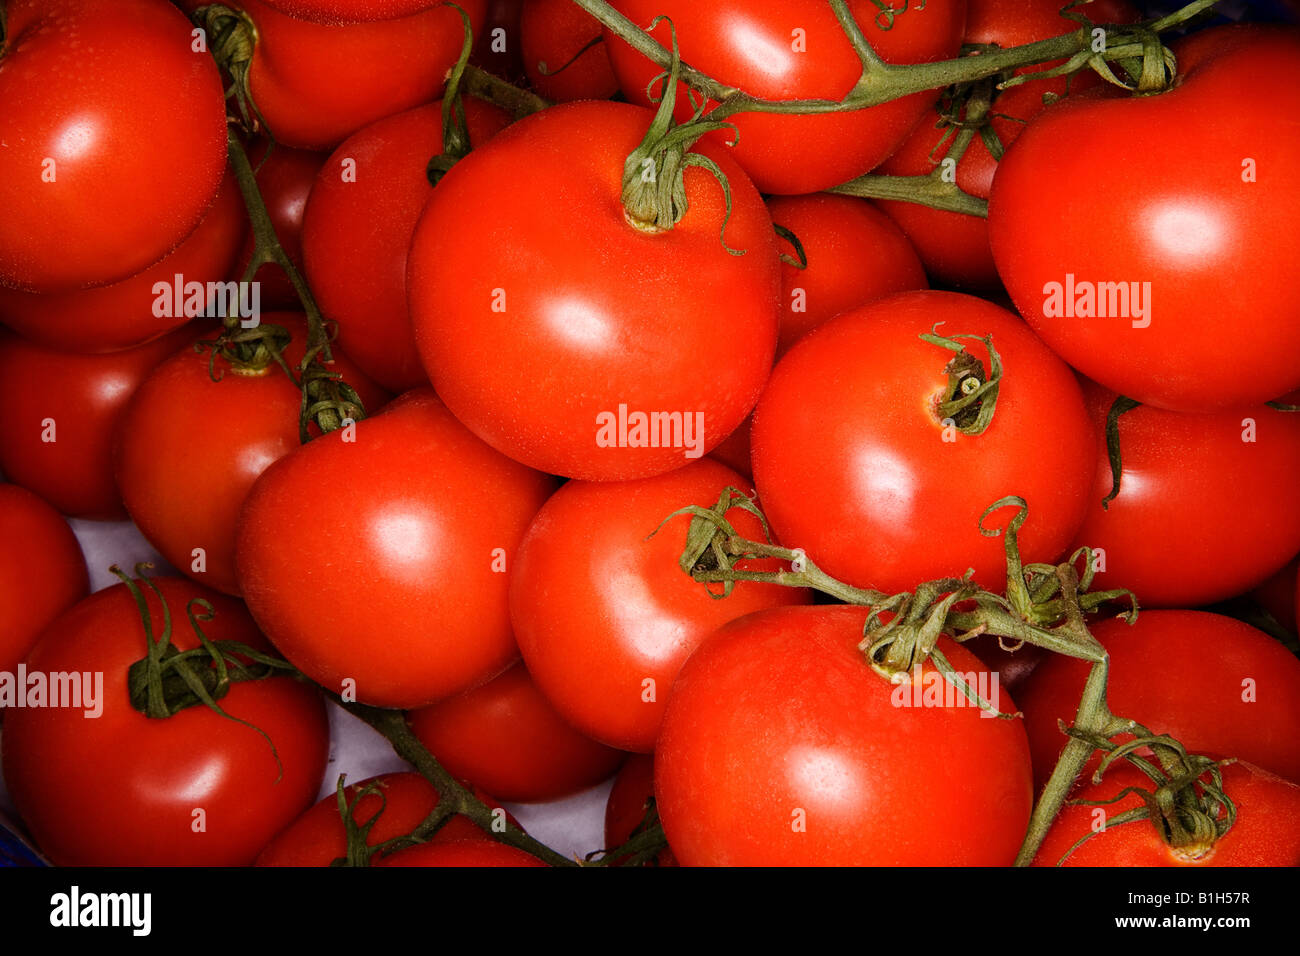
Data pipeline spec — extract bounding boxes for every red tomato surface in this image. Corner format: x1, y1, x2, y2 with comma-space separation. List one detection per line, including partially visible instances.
1, 577, 330, 866
751, 291, 1094, 594
407, 662, 626, 802
302, 99, 510, 391
1250, 555, 1297, 635
256, 0, 441, 20
0, 0, 228, 293
408, 100, 780, 480
521, 0, 619, 102
1019, 611, 1300, 790
235, 388, 557, 708
656, 605, 1034, 865
603, 0, 967, 195
0, 323, 205, 519
510, 459, 809, 752
236, 142, 327, 309
990, 26, 1300, 411
0, 485, 88, 676
375, 839, 548, 866
604, 753, 676, 866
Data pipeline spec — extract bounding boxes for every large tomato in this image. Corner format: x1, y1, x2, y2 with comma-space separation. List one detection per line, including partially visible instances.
655, 605, 1033, 866
0, 0, 228, 292
235, 388, 557, 708
751, 290, 1094, 594
989, 26, 1300, 411
408, 100, 779, 480
1, 576, 330, 866
603, 0, 967, 195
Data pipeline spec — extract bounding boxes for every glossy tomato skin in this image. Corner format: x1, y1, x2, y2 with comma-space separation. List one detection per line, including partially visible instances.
752, 291, 1094, 594
990, 26, 1300, 411
1033, 760, 1300, 867
407, 662, 626, 803
0, 323, 206, 519
1068, 382, 1300, 608
0, 485, 88, 676
656, 605, 1033, 866
376, 839, 548, 866
302, 99, 511, 392
604, 1, 967, 195
1019, 611, 1300, 790
521, 0, 619, 102
236, 142, 327, 310
116, 314, 389, 596
409, 100, 779, 480
510, 459, 809, 752
0, 0, 228, 292
255, 0, 441, 19
235, 388, 557, 708
1, 577, 330, 866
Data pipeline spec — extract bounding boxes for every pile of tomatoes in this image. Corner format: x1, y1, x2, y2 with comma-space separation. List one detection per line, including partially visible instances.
1, 0, 1299, 870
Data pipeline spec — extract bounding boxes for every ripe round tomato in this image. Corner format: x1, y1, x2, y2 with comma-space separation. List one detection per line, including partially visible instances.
236, 142, 326, 310
407, 662, 626, 802
751, 290, 1094, 594
1, 576, 330, 866
0, 0, 228, 292
656, 605, 1033, 865
408, 100, 780, 480
521, 0, 619, 102
990, 26, 1300, 411
1033, 759, 1300, 867
235, 388, 557, 708
605, 753, 676, 866
375, 839, 548, 866
1019, 611, 1300, 789
116, 314, 389, 596
0, 322, 206, 519
1068, 382, 1300, 608
603, 0, 967, 195
510, 458, 809, 752
0, 484, 88, 676
302, 99, 511, 392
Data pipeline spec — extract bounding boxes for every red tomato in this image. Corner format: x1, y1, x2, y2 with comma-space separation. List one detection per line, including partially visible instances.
255, 0, 442, 19
0, 172, 243, 354
1019, 611, 1300, 790
990, 26, 1300, 411
472, 0, 527, 83
235, 388, 557, 708
1, 576, 329, 866
656, 605, 1033, 865
603, 0, 967, 195
0, 323, 205, 519
1069, 382, 1300, 608
0, 0, 228, 292
751, 290, 1094, 594
408, 100, 780, 480
256, 771, 494, 866
376, 839, 548, 866
510, 459, 809, 752
236, 142, 327, 310
604, 754, 676, 866
521, 0, 619, 102
115, 314, 389, 596
1250, 555, 1297, 635
302, 99, 510, 392
0, 485, 88, 676
1033, 760, 1300, 867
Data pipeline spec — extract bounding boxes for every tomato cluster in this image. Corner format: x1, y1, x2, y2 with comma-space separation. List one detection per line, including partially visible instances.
1, 0, 1299, 872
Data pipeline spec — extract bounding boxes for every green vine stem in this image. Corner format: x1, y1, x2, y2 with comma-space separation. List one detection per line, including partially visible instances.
463, 64, 552, 118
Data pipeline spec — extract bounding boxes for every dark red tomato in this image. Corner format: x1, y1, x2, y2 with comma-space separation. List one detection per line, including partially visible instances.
1, 576, 329, 866
990, 26, 1300, 411
116, 314, 389, 596
511, 459, 809, 752
0, 323, 205, 519
521, 0, 618, 102
408, 662, 624, 802
1069, 382, 1300, 608
235, 388, 557, 709
302, 99, 510, 392
0, 485, 88, 676
376, 839, 548, 867
605, 754, 675, 866
255, 0, 443, 18
0, 0, 228, 293
656, 605, 1033, 866
408, 100, 780, 480
1020, 611, 1300, 790
256, 772, 494, 866
1249, 554, 1297, 635
752, 291, 1094, 594
0, 172, 243, 354
603, 0, 967, 195
236, 142, 327, 310
234, 0, 487, 150
1033, 760, 1300, 867
472, 0, 527, 83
